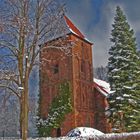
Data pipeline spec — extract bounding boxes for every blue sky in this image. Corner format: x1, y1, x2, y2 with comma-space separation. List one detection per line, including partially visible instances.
65, 0, 140, 67
1, 0, 140, 67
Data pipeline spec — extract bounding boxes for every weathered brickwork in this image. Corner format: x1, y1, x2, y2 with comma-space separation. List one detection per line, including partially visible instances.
94, 88, 111, 133
40, 34, 110, 137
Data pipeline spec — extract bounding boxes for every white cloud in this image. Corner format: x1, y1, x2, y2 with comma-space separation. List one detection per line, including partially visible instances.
66, 0, 140, 67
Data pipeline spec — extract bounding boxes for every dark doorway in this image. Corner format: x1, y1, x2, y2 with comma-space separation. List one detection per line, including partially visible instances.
57, 128, 61, 137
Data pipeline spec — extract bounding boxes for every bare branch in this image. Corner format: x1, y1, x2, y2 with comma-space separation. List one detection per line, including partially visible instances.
0, 84, 21, 98
0, 0, 68, 138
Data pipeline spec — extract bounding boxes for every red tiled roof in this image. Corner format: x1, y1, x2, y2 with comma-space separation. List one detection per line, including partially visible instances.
64, 16, 85, 39
92, 81, 110, 97
94, 82, 109, 94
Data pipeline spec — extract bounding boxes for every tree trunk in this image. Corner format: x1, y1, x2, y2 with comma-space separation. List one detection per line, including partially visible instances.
19, 100, 23, 138
21, 72, 29, 140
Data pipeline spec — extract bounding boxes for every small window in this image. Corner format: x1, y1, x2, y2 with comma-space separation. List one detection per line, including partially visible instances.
53, 64, 59, 74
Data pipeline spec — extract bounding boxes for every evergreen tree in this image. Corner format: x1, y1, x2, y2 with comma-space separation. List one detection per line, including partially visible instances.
107, 6, 140, 132
37, 81, 72, 136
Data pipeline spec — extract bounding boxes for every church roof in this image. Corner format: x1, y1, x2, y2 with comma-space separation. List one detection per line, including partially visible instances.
45, 15, 92, 44
93, 78, 112, 97
64, 16, 92, 44
64, 16, 85, 39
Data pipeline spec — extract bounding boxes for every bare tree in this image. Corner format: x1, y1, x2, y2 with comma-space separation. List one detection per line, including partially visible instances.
0, 91, 19, 137
94, 66, 108, 81
0, 0, 69, 139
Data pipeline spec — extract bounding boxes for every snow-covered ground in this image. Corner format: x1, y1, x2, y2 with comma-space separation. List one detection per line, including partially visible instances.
0, 138, 88, 140
67, 127, 104, 138
1, 131, 140, 140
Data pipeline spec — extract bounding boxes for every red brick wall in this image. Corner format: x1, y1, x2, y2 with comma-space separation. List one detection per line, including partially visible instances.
40, 36, 76, 136
40, 34, 110, 137
40, 45, 73, 118
94, 88, 111, 133
70, 34, 95, 131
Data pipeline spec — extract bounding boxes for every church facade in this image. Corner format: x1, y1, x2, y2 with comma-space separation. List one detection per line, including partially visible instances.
39, 16, 111, 136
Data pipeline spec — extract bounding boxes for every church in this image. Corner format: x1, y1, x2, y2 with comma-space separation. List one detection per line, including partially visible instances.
39, 16, 111, 136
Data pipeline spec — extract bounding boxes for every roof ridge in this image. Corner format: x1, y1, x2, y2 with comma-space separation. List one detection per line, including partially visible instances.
64, 15, 85, 39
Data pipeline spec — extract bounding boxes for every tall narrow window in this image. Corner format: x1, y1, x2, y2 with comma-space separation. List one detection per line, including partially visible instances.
53, 64, 59, 74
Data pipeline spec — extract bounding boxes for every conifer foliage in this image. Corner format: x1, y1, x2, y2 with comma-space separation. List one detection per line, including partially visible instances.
107, 6, 140, 132
37, 81, 72, 136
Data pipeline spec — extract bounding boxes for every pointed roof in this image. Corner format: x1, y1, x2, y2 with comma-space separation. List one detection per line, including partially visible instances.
64, 16, 85, 39
45, 15, 92, 44
93, 78, 113, 97
64, 16, 92, 44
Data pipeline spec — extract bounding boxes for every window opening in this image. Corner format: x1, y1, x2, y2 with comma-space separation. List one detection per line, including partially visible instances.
53, 64, 59, 74
57, 128, 61, 137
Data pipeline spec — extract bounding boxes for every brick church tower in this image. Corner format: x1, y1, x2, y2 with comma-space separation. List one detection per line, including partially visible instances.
39, 16, 110, 136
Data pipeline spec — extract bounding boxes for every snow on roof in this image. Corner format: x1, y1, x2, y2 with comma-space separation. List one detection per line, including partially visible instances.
64, 16, 92, 44
45, 15, 92, 44
94, 78, 112, 97
64, 16, 85, 39
94, 78, 110, 92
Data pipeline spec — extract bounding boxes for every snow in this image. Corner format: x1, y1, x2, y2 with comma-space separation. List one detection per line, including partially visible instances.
18, 86, 24, 90
105, 110, 112, 117
112, 75, 120, 78
69, 28, 79, 38
128, 99, 136, 104
123, 94, 130, 97
116, 96, 124, 100
84, 37, 92, 43
66, 127, 104, 138
69, 28, 90, 43
94, 78, 111, 93
111, 68, 121, 72
123, 85, 134, 89
1, 131, 140, 140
